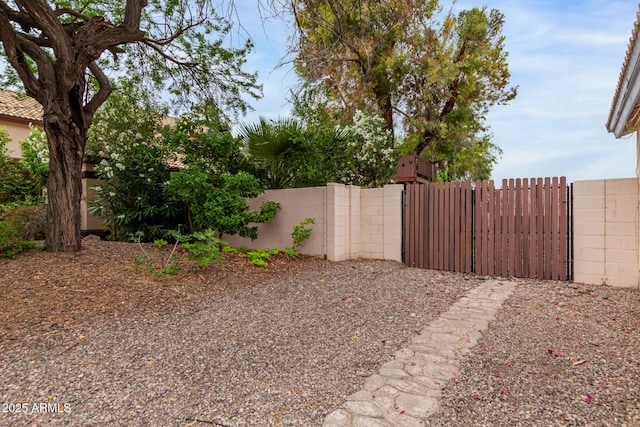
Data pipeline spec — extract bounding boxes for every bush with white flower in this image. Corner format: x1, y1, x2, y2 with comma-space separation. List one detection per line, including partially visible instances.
87, 83, 184, 240
340, 110, 398, 188
19, 124, 49, 198
89, 86, 279, 242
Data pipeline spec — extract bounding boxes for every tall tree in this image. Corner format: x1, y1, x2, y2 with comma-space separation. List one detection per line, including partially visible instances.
0, 0, 260, 251
290, 0, 516, 179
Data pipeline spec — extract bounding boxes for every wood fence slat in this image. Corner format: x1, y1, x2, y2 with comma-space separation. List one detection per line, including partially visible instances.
491, 181, 499, 276
442, 183, 448, 270
536, 178, 544, 278
416, 184, 422, 269
480, 181, 495, 274
515, 178, 522, 277
559, 177, 568, 281
432, 183, 438, 270
412, 184, 419, 268
406, 183, 413, 267
439, 184, 444, 270
424, 183, 429, 269
434, 183, 444, 270
415, 183, 428, 268
528, 178, 535, 278
474, 180, 482, 274
448, 182, 454, 270
489, 180, 496, 275
522, 178, 530, 278
543, 177, 552, 279
449, 182, 460, 271
551, 177, 560, 279
499, 179, 507, 277
464, 181, 473, 273
508, 178, 516, 276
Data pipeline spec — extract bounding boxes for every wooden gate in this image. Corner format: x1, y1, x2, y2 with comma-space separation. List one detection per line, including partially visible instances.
403, 178, 573, 280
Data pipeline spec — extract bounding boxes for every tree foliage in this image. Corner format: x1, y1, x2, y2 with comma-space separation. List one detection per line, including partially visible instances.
18, 125, 49, 196
88, 86, 182, 240
0, 126, 40, 205
90, 93, 280, 242
0, 0, 261, 251
238, 109, 397, 189
165, 106, 280, 240
290, 0, 516, 180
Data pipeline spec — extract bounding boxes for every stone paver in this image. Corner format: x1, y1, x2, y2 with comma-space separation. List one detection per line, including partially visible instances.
322, 279, 517, 427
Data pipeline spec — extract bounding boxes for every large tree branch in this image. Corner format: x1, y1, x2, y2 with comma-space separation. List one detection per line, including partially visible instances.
53, 6, 89, 22
144, 19, 205, 46
0, 9, 42, 97
84, 62, 111, 119
15, 0, 69, 55
0, 0, 39, 32
123, 0, 146, 30
439, 39, 467, 118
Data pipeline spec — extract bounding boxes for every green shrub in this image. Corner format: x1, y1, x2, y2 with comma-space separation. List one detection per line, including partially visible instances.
285, 217, 315, 258
222, 245, 248, 254
247, 247, 281, 267
181, 229, 226, 265
0, 127, 39, 205
0, 205, 46, 240
292, 218, 314, 249
284, 246, 299, 258
0, 215, 35, 258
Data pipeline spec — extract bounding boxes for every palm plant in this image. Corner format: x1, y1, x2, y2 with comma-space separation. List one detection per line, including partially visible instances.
238, 117, 306, 189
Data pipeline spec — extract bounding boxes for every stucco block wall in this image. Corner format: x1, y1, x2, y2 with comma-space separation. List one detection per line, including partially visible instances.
225, 186, 327, 256
81, 177, 105, 232
573, 178, 639, 288
225, 183, 403, 262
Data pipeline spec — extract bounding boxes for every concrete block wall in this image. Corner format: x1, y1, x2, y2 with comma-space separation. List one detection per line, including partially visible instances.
573, 178, 639, 288
225, 183, 403, 262
225, 186, 328, 257
359, 185, 403, 262
81, 177, 104, 233
81, 163, 106, 234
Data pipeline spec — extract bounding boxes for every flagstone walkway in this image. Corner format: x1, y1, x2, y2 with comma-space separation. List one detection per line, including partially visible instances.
323, 279, 518, 427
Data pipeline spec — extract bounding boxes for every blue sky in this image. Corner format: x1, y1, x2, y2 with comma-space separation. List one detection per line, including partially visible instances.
238, 0, 640, 183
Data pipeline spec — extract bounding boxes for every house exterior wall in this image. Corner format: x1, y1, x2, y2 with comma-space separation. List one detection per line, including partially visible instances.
0, 118, 31, 158
637, 128, 640, 178
80, 164, 105, 233
224, 183, 403, 262
573, 178, 639, 288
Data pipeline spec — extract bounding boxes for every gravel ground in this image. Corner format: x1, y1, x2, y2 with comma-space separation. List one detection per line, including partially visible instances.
426, 279, 640, 427
1, 240, 639, 426
1, 241, 477, 427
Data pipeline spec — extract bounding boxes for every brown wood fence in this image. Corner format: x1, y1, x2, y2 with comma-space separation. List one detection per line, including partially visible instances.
403, 177, 573, 280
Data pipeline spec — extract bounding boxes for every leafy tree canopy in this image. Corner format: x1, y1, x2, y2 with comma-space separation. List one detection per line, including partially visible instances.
289, 0, 516, 180
0, 0, 263, 251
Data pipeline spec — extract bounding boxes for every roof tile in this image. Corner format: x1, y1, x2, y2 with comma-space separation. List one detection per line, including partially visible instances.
0, 88, 43, 122
607, 6, 640, 133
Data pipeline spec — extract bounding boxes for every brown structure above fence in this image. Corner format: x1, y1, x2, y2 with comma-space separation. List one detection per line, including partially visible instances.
404, 178, 573, 281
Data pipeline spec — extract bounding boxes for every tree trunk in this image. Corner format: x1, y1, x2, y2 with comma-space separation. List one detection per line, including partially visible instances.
414, 130, 435, 158
380, 95, 394, 138
43, 101, 86, 252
